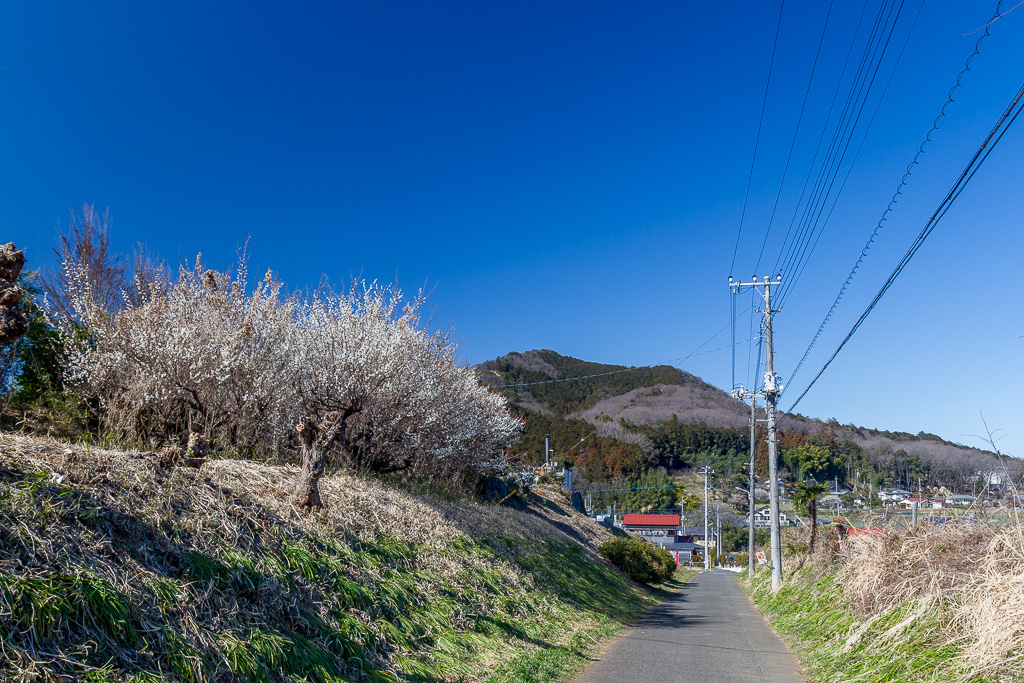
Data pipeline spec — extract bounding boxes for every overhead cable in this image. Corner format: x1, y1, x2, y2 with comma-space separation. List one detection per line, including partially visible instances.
785, 1, 1005, 388
787, 78, 1024, 413
769, 0, 872, 282
729, 0, 786, 276
777, 0, 909, 293
772, 0, 882, 278
753, 0, 836, 274
777, 0, 927, 308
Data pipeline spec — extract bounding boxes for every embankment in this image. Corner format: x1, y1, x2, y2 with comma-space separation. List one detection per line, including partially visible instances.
0, 434, 659, 682
744, 522, 1024, 682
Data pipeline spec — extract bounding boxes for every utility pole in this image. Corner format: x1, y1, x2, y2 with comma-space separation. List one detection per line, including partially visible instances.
732, 390, 762, 576
716, 504, 721, 566
545, 434, 551, 468
700, 465, 712, 571
731, 275, 783, 591
749, 397, 756, 575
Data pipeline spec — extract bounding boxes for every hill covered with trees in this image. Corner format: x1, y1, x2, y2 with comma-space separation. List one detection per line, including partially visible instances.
480, 350, 1020, 496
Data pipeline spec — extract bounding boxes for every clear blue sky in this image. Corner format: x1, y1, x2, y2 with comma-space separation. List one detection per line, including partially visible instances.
4, 1, 1023, 456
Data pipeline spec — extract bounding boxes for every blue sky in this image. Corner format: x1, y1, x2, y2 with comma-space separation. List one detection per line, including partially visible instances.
4, 1, 1023, 456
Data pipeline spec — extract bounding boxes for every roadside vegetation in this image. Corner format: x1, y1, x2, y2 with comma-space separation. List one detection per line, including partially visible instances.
745, 521, 1024, 682
0, 434, 664, 681
598, 537, 676, 585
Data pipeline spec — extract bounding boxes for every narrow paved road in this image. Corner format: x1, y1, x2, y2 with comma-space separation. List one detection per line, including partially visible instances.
573, 570, 805, 683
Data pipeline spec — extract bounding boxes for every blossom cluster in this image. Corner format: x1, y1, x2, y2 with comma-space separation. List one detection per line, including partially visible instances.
50, 252, 520, 483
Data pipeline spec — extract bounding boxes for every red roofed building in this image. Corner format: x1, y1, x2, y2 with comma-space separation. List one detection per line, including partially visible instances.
621, 514, 704, 565
622, 514, 680, 527
621, 514, 681, 544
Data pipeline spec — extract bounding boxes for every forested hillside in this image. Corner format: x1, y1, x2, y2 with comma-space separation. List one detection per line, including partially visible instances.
480, 350, 1020, 495
478, 350, 688, 415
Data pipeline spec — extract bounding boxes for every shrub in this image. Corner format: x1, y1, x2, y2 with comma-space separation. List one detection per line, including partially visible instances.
598, 536, 675, 585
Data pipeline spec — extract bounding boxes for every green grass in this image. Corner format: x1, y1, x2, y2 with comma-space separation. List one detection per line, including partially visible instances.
0, 568, 138, 644
482, 571, 697, 683
0, 451, 674, 681
743, 568, 993, 683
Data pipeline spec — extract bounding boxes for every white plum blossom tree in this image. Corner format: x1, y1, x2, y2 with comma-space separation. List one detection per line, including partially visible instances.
290, 284, 520, 509
46, 229, 520, 510
53, 253, 298, 452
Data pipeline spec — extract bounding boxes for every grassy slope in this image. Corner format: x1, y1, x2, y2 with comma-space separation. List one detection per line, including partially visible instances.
742, 524, 1024, 683
744, 568, 972, 683
0, 434, 666, 682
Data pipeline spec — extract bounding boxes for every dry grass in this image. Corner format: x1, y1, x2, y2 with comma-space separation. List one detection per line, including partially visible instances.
951, 528, 1024, 675
777, 518, 1024, 681
0, 431, 610, 553
0, 432, 636, 682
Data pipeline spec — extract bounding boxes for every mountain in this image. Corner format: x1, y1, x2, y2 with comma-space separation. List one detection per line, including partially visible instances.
478, 350, 694, 416
480, 350, 1018, 492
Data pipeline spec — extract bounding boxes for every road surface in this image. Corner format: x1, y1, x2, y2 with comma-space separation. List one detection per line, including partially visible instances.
573, 570, 805, 683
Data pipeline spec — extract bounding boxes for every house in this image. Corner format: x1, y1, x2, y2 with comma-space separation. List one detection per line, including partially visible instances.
621, 514, 681, 545
946, 494, 976, 507
879, 489, 912, 503
663, 542, 704, 565
971, 470, 1014, 489
752, 505, 792, 528
900, 497, 945, 510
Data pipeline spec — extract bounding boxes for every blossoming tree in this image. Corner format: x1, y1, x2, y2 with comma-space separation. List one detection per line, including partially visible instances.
47, 226, 519, 510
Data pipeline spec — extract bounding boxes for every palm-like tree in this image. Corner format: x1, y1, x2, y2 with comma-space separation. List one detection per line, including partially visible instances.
793, 482, 829, 552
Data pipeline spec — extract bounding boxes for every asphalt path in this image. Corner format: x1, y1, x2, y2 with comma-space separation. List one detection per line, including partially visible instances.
572, 570, 805, 683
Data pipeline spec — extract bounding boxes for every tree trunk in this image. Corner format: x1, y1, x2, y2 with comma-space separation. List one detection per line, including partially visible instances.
294, 420, 325, 511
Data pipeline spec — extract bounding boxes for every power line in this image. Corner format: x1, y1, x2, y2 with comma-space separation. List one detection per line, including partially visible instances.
729, 0, 786, 276
769, 0, 872, 278
753, 0, 836, 274
785, 2, 1004, 388
774, 0, 886, 279
777, 0, 926, 309
777, 0, 910, 293
731, 291, 737, 390
787, 78, 1024, 413
745, 288, 757, 390
774, 0, 900, 282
